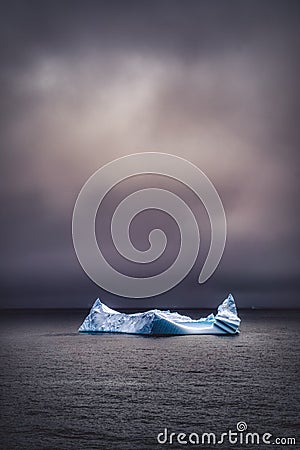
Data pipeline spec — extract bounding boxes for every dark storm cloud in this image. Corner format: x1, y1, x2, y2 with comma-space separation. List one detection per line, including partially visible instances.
1, 0, 299, 308
1, 1, 299, 66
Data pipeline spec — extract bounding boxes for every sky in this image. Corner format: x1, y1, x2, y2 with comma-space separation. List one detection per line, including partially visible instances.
1, 0, 299, 308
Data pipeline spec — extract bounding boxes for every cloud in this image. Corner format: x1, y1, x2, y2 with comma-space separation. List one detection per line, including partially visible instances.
1, 1, 299, 307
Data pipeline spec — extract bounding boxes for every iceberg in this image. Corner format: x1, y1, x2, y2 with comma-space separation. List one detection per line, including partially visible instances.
79, 293, 241, 335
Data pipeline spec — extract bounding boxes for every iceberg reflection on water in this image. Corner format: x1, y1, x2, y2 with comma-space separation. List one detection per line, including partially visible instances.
79, 294, 241, 335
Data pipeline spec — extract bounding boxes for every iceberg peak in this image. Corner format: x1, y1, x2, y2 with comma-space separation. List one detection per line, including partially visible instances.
216, 293, 238, 318
91, 298, 119, 315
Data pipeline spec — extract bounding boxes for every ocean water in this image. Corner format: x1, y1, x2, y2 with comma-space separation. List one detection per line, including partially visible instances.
0, 309, 299, 450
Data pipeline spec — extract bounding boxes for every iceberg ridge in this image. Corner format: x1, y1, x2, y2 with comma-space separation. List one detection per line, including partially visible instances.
78, 293, 241, 335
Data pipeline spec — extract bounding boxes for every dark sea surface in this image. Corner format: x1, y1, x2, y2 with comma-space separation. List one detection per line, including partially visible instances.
0, 309, 299, 450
